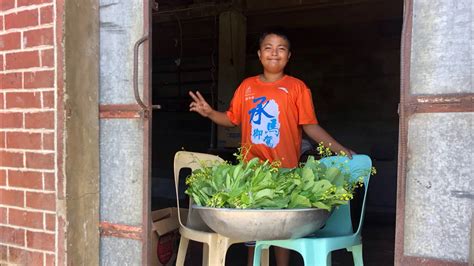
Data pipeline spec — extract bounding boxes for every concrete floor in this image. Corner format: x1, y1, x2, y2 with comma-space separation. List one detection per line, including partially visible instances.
181, 221, 395, 266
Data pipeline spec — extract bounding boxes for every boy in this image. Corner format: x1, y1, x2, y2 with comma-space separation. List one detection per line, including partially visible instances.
189, 27, 354, 266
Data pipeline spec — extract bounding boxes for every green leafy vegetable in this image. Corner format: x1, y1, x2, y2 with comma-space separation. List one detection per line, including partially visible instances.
185, 147, 371, 211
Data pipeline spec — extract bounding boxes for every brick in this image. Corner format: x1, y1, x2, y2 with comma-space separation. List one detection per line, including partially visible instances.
43, 172, 54, 191
25, 111, 54, 129
43, 132, 54, 150
8, 246, 44, 265
40, 5, 54, 25
8, 170, 43, 189
42, 91, 54, 109
0, 132, 4, 148
24, 70, 54, 89
24, 27, 54, 48
5, 51, 40, 70
18, 0, 53, 6
45, 213, 55, 231
46, 254, 55, 266
0, 245, 6, 261
0, 207, 6, 223
7, 132, 42, 150
0, 54, 4, 71
27, 230, 55, 252
0, 150, 24, 168
0, 93, 4, 109
0, 32, 21, 50
0, 112, 23, 128
26, 191, 55, 211
0, 226, 25, 246
0, 16, 3, 32
0, 72, 22, 89
5, 9, 39, 30
0, 189, 24, 207
6, 91, 42, 109
9, 209, 43, 229
41, 48, 54, 67
0, 169, 5, 185
0, 0, 15, 12
25, 152, 54, 170
0, 168, 5, 184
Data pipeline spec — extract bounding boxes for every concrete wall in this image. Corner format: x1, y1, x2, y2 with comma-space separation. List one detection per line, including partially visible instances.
64, 0, 100, 265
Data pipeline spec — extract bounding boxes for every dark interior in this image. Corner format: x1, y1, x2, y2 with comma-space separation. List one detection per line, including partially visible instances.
151, 0, 402, 264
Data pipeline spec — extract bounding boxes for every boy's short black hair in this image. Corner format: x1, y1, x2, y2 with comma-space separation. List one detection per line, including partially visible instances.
258, 26, 291, 50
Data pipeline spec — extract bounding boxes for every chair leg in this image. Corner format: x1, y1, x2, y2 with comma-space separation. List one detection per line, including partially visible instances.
261, 248, 270, 266
349, 244, 364, 266
306, 249, 330, 266
207, 248, 226, 266
253, 244, 270, 266
202, 243, 209, 266
206, 237, 231, 266
175, 236, 189, 266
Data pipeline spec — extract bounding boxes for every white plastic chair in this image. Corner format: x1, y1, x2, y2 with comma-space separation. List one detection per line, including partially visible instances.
173, 151, 269, 266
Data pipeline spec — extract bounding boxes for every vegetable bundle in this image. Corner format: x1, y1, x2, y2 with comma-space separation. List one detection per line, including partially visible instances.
185, 155, 367, 211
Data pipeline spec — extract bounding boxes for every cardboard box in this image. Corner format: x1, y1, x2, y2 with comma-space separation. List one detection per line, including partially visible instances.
150, 207, 188, 266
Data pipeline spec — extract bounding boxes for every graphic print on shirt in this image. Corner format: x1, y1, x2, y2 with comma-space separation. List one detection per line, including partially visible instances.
248, 96, 280, 148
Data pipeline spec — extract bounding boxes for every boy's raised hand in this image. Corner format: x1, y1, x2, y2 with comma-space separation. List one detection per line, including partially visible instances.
189, 91, 213, 117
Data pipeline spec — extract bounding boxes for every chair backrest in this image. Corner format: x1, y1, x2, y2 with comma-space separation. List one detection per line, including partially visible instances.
316, 155, 372, 237
173, 151, 225, 231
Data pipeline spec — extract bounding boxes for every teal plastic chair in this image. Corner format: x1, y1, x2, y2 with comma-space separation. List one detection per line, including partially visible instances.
253, 155, 372, 266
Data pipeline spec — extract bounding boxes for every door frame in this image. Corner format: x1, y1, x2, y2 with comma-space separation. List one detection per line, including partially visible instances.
395, 0, 473, 265
97, 0, 153, 264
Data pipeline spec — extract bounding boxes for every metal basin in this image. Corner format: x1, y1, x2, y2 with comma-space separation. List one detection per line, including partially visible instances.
193, 206, 330, 241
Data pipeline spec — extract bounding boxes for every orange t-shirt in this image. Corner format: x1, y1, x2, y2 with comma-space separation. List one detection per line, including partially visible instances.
226, 75, 318, 168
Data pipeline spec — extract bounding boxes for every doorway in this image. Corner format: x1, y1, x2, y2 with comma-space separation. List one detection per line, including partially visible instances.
150, 0, 402, 264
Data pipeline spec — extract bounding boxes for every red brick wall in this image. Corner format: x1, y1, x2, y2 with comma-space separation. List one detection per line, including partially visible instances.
1, 1, 61, 265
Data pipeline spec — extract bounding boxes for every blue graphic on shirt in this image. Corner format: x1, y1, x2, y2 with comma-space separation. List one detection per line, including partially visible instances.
249, 97, 280, 148
248, 97, 274, 125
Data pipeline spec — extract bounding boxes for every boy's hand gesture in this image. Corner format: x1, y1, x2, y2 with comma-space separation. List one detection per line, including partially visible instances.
189, 91, 235, 127
189, 91, 213, 117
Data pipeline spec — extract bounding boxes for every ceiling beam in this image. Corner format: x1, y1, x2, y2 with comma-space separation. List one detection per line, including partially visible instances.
153, 0, 396, 23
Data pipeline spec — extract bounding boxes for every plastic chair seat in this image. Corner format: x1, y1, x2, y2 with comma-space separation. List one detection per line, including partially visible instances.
174, 151, 269, 266
253, 155, 372, 266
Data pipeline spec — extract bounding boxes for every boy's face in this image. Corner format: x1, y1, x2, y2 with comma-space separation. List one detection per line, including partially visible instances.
258, 34, 291, 74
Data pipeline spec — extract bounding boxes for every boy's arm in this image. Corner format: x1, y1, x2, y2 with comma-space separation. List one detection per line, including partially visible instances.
302, 124, 355, 158
189, 91, 236, 127
207, 110, 236, 127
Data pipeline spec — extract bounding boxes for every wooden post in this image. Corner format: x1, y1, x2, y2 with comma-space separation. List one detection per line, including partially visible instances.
217, 10, 246, 148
